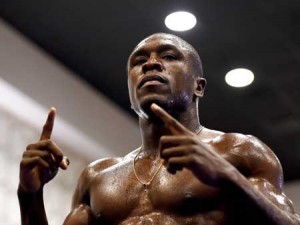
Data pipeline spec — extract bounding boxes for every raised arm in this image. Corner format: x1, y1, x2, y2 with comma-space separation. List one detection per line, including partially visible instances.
151, 103, 300, 225
18, 108, 69, 225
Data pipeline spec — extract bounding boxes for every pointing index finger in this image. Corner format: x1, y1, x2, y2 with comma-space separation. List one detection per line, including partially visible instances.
40, 107, 56, 141
38, 107, 70, 169
150, 103, 188, 135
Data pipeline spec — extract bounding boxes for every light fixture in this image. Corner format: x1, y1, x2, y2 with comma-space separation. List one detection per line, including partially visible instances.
225, 68, 254, 87
165, 11, 197, 31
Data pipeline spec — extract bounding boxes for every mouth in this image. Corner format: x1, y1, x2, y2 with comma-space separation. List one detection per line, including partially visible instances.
138, 74, 167, 89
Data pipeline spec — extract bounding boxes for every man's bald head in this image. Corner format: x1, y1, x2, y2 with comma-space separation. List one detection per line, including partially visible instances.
128, 33, 203, 78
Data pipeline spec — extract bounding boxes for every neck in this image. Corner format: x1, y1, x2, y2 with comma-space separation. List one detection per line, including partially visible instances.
138, 103, 201, 158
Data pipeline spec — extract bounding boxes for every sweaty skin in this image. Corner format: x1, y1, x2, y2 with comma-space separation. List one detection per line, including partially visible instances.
18, 33, 300, 225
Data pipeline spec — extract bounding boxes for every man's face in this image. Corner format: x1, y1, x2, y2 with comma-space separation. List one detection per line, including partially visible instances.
127, 34, 199, 118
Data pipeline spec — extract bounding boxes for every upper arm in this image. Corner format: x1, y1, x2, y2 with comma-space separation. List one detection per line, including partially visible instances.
62, 167, 94, 225
236, 135, 296, 213
71, 157, 121, 210
71, 166, 92, 209
249, 177, 296, 214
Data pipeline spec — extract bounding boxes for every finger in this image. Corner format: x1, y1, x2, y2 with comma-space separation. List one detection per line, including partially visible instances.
150, 103, 189, 135
28, 140, 63, 164
166, 156, 194, 174
60, 156, 70, 170
40, 107, 56, 141
161, 145, 196, 159
159, 135, 197, 149
46, 142, 69, 170
29, 140, 62, 161
48, 150, 69, 170
23, 149, 52, 161
20, 156, 51, 171
26, 140, 69, 170
23, 149, 59, 169
47, 149, 69, 170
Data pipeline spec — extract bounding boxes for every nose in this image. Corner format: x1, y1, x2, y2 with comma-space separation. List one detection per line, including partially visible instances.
142, 55, 163, 73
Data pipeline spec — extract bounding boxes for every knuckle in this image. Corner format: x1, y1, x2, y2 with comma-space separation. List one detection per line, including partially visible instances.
45, 139, 52, 148
190, 136, 199, 144
35, 156, 47, 167
32, 156, 41, 162
26, 144, 34, 150
22, 151, 29, 158
160, 136, 167, 142
42, 151, 50, 159
190, 145, 198, 153
186, 155, 195, 163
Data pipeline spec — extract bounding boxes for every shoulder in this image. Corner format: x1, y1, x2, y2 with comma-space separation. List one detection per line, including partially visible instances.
206, 130, 271, 156
212, 132, 276, 161
78, 148, 140, 184
71, 157, 121, 208
80, 157, 122, 182
210, 132, 265, 151
74, 158, 120, 196
206, 131, 283, 188
71, 151, 137, 208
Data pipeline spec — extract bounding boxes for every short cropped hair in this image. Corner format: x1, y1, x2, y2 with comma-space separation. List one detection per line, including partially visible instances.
128, 33, 203, 77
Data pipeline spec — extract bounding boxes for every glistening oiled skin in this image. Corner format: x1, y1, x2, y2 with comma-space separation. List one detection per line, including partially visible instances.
69, 130, 288, 225
18, 33, 300, 225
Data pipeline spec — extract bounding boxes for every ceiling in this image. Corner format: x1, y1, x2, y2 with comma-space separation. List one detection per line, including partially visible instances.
1, 0, 300, 181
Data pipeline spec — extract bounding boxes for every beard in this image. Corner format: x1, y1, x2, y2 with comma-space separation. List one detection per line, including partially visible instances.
130, 89, 192, 119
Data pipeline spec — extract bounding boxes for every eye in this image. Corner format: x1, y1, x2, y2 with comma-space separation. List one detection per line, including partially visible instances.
133, 57, 147, 66
162, 54, 177, 61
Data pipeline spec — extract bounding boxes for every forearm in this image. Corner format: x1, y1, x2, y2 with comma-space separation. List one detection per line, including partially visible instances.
224, 172, 300, 225
18, 185, 48, 225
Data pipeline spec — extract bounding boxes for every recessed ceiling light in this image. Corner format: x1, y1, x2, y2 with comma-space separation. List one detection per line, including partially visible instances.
225, 68, 255, 87
165, 11, 197, 31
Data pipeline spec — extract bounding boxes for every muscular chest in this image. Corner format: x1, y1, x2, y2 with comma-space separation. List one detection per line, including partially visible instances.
89, 163, 221, 221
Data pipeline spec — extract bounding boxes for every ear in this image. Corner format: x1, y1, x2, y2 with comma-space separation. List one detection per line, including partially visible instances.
194, 77, 206, 97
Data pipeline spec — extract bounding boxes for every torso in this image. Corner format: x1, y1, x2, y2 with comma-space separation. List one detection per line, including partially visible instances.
84, 129, 264, 224
90, 159, 225, 224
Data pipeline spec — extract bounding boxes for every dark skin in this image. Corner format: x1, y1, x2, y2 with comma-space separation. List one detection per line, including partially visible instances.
18, 33, 300, 225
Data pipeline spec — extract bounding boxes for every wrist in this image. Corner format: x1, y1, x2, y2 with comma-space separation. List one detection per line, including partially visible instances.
18, 183, 44, 197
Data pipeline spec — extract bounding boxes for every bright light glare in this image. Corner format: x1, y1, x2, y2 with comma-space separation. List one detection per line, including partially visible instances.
225, 68, 254, 87
165, 11, 197, 31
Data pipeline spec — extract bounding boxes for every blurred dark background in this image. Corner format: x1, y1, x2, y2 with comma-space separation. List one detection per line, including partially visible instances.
1, 0, 299, 181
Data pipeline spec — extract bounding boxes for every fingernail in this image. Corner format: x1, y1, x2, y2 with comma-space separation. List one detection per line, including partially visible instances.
64, 157, 70, 166
60, 156, 70, 169
151, 103, 159, 110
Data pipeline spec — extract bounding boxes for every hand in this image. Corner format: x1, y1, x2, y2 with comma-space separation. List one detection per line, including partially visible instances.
19, 107, 69, 193
151, 103, 236, 187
